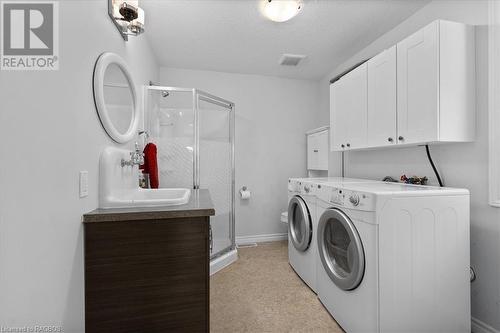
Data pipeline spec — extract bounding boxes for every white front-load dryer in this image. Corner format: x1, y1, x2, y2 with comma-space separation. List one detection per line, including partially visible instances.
316, 182, 471, 333
287, 177, 377, 294
316, 184, 378, 332
288, 178, 318, 292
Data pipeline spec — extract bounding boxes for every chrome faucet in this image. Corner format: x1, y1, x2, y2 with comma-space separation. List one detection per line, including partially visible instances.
121, 142, 144, 167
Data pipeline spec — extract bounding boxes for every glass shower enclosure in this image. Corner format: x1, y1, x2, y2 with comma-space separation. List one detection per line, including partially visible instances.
144, 86, 235, 259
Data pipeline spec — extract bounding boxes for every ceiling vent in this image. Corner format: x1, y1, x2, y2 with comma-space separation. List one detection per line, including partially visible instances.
279, 54, 307, 66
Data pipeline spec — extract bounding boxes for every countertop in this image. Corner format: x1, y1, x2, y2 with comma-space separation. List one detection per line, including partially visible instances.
83, 189, 215, 223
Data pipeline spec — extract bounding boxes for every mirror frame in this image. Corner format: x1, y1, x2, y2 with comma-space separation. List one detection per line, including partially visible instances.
93, 52, 139, 143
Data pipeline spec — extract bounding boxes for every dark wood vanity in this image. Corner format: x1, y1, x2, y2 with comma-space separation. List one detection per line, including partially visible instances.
83, 189, 214, 333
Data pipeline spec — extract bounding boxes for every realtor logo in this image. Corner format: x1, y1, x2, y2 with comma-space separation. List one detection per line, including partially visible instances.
1, 1, 59, 70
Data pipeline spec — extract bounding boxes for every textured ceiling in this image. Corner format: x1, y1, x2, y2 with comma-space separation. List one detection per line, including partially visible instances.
142, 0, 430, 80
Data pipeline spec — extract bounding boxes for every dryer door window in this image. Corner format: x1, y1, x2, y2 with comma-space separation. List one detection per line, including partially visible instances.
287, 196, 312, 252
317, 208, 365, 290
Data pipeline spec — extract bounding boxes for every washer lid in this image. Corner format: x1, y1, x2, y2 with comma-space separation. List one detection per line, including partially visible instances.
317, 208, 365, 291
288, 196, 312, 252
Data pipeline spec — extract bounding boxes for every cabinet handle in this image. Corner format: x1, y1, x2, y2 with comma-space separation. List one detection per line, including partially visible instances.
346, 143, 351, 147
313, 150, 319, 153
388, 137, 393, 142
398, 136, 404, 141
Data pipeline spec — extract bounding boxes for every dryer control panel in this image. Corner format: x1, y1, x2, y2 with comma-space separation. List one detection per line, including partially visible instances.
316, 185, 376, 211
316, 185, 343, 204
329, 188, 344, 205
288, 179, 317, 196
342, 189, 376, 211
299, 181, 316, 196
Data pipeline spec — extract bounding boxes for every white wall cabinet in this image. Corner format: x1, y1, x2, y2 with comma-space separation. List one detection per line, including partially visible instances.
331, 63, 368, 151
367, 45, 397, 147
307, 127, 329, 170
330, 20, 475, 152
397, 21, 440, 145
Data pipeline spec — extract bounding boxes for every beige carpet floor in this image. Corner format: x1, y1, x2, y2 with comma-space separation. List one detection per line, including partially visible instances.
210, 241, 344, 333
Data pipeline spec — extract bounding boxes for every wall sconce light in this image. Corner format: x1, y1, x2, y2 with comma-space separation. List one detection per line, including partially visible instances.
108, 0, 145, 41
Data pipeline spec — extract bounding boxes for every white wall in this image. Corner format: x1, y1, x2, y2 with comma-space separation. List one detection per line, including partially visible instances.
320, 1, 500, 330
0, 1, 159, 331
159, 68, 321, 240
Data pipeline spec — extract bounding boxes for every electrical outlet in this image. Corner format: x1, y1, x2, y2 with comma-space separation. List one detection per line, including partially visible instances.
79, 171, 89, 198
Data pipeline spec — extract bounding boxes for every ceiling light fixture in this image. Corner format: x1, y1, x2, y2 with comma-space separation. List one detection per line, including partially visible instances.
260, 0, 302, 23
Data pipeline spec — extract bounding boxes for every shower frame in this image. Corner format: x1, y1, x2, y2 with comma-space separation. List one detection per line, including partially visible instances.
145, 86, 236, 260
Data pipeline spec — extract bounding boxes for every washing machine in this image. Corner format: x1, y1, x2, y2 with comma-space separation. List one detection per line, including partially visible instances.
316, 182, 471, 333
287, 178, 318, 291
287, 177, 378, 293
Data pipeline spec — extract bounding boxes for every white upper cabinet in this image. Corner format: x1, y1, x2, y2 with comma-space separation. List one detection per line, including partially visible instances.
331, 63, 368, 151
330, 20, 475, 152
397, 20, 475, 144
397, 21, 440, 144
316, 130, 329, 170
307, 133, 317, 169
307, 128, 329, 171
330, 84, 345, 151
367, 45, 397, 147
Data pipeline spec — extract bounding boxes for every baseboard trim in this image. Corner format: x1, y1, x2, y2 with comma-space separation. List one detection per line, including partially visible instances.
236, 233, 287, 245
472, 317, 500, 333
210, 249, 238, 276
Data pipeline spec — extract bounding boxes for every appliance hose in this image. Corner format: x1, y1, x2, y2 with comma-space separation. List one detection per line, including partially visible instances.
425, 145, 444, 187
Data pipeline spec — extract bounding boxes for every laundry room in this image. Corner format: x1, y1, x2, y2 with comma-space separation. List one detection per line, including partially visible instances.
1, 0, 500, 332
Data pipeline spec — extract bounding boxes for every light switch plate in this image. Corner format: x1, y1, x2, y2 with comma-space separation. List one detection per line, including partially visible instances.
79, 171, 89, 198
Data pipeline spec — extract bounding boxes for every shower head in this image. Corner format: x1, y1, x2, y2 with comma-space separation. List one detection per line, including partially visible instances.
161, 91, 169, 98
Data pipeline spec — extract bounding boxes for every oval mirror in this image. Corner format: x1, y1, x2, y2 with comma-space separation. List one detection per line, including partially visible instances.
93, 52, 139, 143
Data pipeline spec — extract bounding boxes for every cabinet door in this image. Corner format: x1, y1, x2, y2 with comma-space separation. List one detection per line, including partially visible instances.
307, 133, 318, 170
345, 63, 368, 149
367, 46, 397, 147
330, 84, 347, 151
331, 63, 368, 150
84, 218, 210, 332
316, 130, 329, 170
397, 21, 439, 144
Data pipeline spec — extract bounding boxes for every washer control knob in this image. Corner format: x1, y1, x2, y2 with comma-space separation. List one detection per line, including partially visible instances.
349, 194, 360, 206
304, 185, 310, 193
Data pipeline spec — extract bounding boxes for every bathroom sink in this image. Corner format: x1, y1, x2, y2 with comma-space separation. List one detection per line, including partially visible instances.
103, 188, 191, 208
131, 188, 190, 206
99, 147, 191, 209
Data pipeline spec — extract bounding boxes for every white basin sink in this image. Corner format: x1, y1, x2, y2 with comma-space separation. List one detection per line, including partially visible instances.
133, 188, 190, 202
99, 147, 191, 209
104, 188, 191, 208
129, 188, 190, 206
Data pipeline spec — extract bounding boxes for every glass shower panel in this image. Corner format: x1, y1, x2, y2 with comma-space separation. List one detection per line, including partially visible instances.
198, 97, 233, 257
146, 89, 195, 189
145, 86, 235, 261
